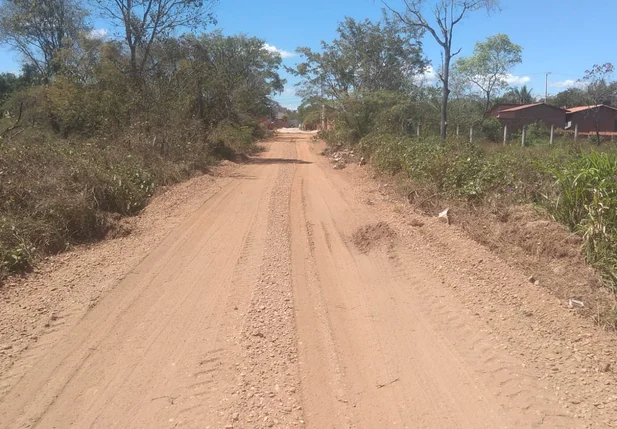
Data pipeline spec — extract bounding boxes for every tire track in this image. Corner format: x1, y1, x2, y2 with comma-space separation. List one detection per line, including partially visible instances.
385, 244, 575, 428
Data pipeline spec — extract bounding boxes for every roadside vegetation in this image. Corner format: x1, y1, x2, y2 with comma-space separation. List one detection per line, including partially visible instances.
0, 0, 284, 280
292, 2, 617, 320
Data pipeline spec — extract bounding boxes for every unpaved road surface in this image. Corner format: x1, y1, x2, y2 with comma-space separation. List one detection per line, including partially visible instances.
2, 131, 617, 428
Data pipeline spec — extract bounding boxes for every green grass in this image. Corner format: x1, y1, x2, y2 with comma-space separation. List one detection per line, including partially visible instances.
549, 151, 617, 286
329, 129, 617, 292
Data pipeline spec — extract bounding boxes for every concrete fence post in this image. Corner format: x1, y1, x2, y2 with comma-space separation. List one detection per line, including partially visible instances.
574, 124, 579, 141
521, 125, 527, 147
469, 126, 473, 143
417, 123, 422, 139
503, 124, 508, 145
456, 125, 460, 136
550, 125, 554, 145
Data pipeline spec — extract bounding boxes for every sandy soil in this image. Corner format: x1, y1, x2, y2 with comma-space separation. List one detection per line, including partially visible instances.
1, 131, 617, 428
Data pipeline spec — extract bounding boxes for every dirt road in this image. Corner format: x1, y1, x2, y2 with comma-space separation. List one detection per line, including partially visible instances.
1, 131, 617, 428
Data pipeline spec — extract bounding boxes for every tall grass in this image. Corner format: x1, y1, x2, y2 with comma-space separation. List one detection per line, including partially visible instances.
550, 151, 617, 286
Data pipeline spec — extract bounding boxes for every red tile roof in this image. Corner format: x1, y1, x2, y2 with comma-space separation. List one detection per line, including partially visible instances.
499, 102, 543, 112
566, 104, 617, 113
499, 102, 566, 113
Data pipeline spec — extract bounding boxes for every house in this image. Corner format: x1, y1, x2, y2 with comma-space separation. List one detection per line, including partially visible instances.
565, 104, 617, 134
487, 102, 567, 133
486, 103, 521, 117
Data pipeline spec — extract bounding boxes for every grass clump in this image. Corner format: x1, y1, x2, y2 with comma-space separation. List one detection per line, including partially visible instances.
549, 151, 617, 286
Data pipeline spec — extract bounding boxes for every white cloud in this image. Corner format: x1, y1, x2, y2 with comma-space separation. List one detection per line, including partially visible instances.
87, 28, 108, 40
549, 79, 587, 89
282, 87, 297, 96
263, 43, 296, 59
414, 65, 438, 85
503, 74, 531, 85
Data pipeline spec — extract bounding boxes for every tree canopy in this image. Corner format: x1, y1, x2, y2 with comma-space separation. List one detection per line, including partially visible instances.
384, 0, 501, 138
498, 85, 534, 104
454, 33, 522, 112
94, 0, 218, 78
0, 0, 90, 79
293, 14, 427, 101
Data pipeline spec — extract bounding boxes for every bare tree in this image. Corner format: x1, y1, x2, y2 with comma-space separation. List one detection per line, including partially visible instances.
384, 0, 499, 139
94, 0, 218, 79
0, 0, 89, 79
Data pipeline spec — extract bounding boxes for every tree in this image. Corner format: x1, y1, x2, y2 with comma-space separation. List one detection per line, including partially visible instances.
292, 15, 427, 141
297, 99, 322, 128
0, 0, 90, 79
93, 0, 218, 79
293, 15, 426, 101
0, 73, 20, 103
549, 87, 587, 109
454, 33, 522, 112
334, 15, 427, 94
169, 32, 284, 127
384, 0, 500, 139
580, 62, 615, 144
500, 84, 534, 104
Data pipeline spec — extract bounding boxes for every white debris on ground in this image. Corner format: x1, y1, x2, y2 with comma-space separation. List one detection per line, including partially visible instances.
322, 145, 361, 170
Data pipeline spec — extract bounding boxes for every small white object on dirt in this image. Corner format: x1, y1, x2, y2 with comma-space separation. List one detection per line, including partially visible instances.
568, 299, 585, 308
359, 157, 366, 166
438, 208, 450, 225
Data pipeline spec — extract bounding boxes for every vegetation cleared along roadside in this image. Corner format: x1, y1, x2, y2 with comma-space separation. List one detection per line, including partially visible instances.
0, 0, 284, 281
290, 6, 617, 321
356, 130, 617, 290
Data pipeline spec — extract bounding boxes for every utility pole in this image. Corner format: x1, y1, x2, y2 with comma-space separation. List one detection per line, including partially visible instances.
545, 72, 551, 102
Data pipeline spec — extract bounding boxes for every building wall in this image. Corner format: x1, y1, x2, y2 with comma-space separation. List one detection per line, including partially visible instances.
497, 104, 566, 133
568, 107, 617, 133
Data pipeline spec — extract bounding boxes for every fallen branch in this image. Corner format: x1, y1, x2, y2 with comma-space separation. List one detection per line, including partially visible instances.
407, 189, 448, 208
376, 377, 400, 389
415, 192, 445, 208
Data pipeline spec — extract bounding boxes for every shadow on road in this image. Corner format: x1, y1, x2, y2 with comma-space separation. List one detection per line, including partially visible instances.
244, 157, 312, 165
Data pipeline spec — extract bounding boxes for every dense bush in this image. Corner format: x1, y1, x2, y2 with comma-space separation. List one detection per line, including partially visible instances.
359, 131, 559, 202
481, 118, 502, 142
0, 31, 283, 281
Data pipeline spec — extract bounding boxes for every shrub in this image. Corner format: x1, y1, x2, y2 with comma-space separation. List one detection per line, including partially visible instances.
481, 118, 502, 142
549, 151, 617, 285
525, 121, 551, 145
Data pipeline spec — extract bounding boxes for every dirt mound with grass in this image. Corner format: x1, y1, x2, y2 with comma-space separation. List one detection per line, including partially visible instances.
459, 204, 614, 326
352, 222, 397, 252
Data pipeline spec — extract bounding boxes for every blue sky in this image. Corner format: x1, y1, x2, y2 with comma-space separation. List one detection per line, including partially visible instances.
1, 0, 615, 109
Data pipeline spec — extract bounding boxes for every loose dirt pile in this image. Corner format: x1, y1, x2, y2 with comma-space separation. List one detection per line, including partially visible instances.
459, 203, 613, 325
351, 221, 397, 253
